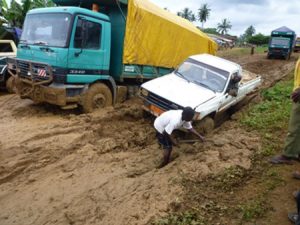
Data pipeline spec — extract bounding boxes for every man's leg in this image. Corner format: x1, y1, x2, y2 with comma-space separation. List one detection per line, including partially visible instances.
283, 102, 300, 158
271, 102, 300, 164
157, 133, 173, 168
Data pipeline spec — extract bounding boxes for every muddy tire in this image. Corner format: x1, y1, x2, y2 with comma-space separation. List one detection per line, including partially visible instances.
194, 117, 215, 135
82, 83, 112, 113
6, 76, 16, 94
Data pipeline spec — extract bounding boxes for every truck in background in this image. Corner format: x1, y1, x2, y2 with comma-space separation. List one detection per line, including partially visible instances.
294, 37, 300, 52
140, 54, 261, 134
0, 40, 17, 93
7, 0, 217, 112
267, 26, 296, 60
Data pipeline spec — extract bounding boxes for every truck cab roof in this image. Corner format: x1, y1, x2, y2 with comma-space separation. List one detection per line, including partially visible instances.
27, 6, 110, 22
189, 54, 241, 75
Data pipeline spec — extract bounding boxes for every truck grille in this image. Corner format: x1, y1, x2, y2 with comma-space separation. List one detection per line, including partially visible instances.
145, 92, 183, 111
17, 60, 52, 81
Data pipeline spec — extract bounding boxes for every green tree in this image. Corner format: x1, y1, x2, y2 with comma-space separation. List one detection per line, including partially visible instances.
1, 0, 54, 27
201, 27, 219, 35
32, 0, 54, 8
217, 18, 232, 35
244, 25, 256, 37
177, 7, 196, 22
198, 3, 211, 28
248, 33, 270, 45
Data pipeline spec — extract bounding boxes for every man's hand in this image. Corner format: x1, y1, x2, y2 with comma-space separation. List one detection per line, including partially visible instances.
198, 134, 205, 142
189, 128, 205, 142
291, 88, 300, 103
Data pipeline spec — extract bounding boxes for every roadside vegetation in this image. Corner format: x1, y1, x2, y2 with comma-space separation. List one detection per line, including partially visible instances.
218, 46, 268, 57
153, 71, 294, 225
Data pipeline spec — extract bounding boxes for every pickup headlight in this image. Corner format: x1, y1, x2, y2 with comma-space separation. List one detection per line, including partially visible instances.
140, 88, 149, 97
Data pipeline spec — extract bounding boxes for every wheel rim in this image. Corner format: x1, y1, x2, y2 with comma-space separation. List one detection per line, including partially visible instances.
93, 93, 106, 109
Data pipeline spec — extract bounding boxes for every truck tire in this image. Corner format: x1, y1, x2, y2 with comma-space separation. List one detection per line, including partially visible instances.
6, 76, 16, 94
194, 116, 215, 135
82, 83, 112, 113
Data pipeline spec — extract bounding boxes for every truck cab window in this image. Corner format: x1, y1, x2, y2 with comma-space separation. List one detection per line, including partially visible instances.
74, 19, 102, 50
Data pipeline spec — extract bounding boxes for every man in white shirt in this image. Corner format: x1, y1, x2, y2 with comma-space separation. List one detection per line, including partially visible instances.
154, 106, 205, 168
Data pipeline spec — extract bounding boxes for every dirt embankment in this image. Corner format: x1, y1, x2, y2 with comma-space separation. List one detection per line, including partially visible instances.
0, 53, 297, 225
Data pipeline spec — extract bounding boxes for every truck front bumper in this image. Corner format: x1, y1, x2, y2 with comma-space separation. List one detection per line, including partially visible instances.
7, 58, 70, 106
15, 77, 68, 106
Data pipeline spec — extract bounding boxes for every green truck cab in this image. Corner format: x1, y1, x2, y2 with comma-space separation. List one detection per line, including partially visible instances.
267, 26, 296, 60
7, 0, 216, 112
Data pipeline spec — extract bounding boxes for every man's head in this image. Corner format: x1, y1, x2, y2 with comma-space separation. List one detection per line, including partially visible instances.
182, 107, 195, 122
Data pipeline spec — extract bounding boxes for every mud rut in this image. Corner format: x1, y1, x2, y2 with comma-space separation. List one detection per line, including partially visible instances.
0, 54, 297, 225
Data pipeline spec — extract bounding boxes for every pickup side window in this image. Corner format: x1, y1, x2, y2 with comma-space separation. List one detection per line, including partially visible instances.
74, 19, 102, 50
0, 43, 13, 53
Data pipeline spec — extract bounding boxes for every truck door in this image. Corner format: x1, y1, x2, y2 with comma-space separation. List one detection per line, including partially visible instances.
67, 15, 108, 83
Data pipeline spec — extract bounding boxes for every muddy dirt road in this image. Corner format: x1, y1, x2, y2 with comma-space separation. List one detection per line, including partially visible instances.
0, 53, 297, 225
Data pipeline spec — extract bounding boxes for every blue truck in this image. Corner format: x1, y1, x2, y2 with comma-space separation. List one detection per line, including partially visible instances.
7, 0, 216, 112
267, 26, 296, 60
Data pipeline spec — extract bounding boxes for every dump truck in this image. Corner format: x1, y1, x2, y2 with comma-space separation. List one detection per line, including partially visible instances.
294, 37, 300, 52
267, 26, 296, 60
7, 0, 217, 112
140, 54, 261, 134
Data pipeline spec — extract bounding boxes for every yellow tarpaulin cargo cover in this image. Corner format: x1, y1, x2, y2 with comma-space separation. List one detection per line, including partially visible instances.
123, 0, 217, 68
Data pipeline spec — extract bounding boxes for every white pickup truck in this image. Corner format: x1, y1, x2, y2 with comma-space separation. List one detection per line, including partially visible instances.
0, 40, 17, 93
140, 54, 261, 133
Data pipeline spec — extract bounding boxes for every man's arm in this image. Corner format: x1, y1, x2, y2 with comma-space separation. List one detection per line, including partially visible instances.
188, 128, 205, 142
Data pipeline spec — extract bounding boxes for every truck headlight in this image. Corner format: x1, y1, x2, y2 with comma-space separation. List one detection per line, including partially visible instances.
141, 88, 149, 97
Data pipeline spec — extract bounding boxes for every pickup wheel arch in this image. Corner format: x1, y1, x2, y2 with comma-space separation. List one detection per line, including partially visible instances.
194, 116, 215, 135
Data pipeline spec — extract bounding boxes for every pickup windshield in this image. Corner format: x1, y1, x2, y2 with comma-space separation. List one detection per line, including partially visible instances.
21, 13, 71, 48
176, 59, 229, 92
271, 37, 290, 47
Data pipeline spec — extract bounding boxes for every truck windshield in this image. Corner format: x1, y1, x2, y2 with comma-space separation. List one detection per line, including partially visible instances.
21, 13, 71, 48
271, 37, 290, 47
176, 60, 229, 92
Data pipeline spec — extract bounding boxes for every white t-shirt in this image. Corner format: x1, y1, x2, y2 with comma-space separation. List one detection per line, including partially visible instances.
154, 110, 193, 135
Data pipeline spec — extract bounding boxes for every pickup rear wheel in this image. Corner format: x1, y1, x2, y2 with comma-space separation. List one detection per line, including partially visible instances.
82, 83, 112, 113
6, 76, 16, 94
194, 117, 215, 135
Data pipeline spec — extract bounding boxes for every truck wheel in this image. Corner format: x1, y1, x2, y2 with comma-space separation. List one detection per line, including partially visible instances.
6, 76, 16, 94
82, 83, 112, 113
194, 117, 215, 135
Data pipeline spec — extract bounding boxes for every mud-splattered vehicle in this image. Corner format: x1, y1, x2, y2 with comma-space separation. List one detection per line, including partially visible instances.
7, 0, 217, 112
140, 54, 262, 134
0, 40, 17, 93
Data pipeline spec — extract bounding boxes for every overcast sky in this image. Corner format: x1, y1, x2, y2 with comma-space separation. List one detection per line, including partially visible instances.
149, 0, 300, 36
6, 0, 300, 36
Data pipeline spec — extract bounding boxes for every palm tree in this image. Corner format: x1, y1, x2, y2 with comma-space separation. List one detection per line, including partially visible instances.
198, 3, 211, 28
177, 7, 196, 22
217, 18, 232, 35
32, 0, 55, 8
1, 0, 54, 27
